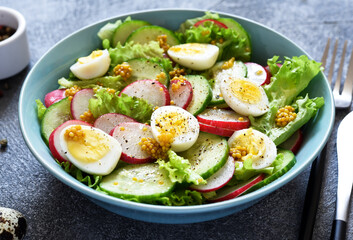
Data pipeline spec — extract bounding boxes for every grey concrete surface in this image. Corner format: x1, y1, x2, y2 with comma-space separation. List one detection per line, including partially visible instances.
0, 0, 352, 239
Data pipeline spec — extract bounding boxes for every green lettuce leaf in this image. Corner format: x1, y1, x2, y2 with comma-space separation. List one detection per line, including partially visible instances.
177, 11, 220, 33
157, 150, 206, 185
271, 150, 286, 173
58, 160, 102, 188
249, 55, 324, 145
228, 149, 293, 189
150, 57, 174, 73
264, 55, 323, 106
35, 99, 47, 121
267, 55, 281, 76
98, 17, 132, 43
58, 75, 127, 91
229, 159, 274, 184
251, 95, 324, 145
159, 188, 205, 206
178, 22, 248, 61
88, 89, 153, 122
108, 41, 164, 68
97, 19, 123, 41
115, 187, 204, 206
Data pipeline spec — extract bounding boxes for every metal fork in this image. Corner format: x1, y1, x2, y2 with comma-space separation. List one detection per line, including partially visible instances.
324, 39, 353, 240
299, 38, 353, 240
322, 38, 353, 108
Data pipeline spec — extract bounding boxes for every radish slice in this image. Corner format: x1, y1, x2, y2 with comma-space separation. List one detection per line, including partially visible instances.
190, 156, 235, 192
264, 63, 282, 85
94, 113, 136, 134
110, 122, 154, 164
44, 89, 66, 107
210, 174, 265, 202
194, 19, 228, 29
279, 129, 303, 154
71, 89, 95, 120
48, 120, 92, 162
120, 79, 170, 106
264, 66, 271, 85
168, 79, 193, 109
199, 122, 235, 137
197, 108, 250, 130
245, 62, 269, 86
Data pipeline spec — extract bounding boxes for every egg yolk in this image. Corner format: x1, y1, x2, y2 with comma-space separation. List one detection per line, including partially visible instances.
77, 50, 104, 64
64, 126, 110, 163
155, 111, 189, 138
169, 43, 206, 56
230, 79, 262, 104
230, 129, 265, 162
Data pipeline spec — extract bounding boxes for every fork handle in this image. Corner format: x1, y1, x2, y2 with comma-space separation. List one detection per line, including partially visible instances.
330, 220, 347, 240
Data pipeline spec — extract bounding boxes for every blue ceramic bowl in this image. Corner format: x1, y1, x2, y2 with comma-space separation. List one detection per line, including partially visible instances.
19, 9, 334, 224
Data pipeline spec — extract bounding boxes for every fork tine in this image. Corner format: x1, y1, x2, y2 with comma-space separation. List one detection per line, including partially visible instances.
341, 46, 353, 102
321, 38, 331, 69
333, 41, 348, 95
328, 39, 338, 85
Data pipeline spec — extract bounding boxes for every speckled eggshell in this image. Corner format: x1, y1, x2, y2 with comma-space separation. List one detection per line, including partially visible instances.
0, 207, 27, 240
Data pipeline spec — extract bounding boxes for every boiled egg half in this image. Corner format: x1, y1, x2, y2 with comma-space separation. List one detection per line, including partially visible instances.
228, 128, 277, 169
167, 43, 219, 71
70, 49, 111, 80
150, 106, 200, 152
59, 125, 122, 175
220, 77, 269, 117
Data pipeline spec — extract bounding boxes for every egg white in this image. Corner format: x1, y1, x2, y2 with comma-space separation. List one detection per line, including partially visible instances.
150, 106, 200, 152
228, 128, 277, 169
167, 43, 219, 71
59, 125, 122, 175
220, 77, 269, 117
70, 49, 111, 80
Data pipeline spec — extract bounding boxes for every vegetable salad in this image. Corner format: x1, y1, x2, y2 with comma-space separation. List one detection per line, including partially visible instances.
36, 12, 324, 206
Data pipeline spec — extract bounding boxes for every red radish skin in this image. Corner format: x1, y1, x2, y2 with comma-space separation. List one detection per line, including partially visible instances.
264, 66, 271, 85
110, 122, 155, 164
199, 122, 235, 137
168, 79, 193, 109
279, 129, 303, 154
71, 89, 95, 120
44, 89, 66, 107
190, 156, 235, 192
245, 62, 269, 86
49, 120, 92, 162
94, 113, 136, 134
194, 19, 228, 29
197, 108, 250, 130
210, 174, 265, 202
120, 79, 170, 106
264, 63, 282, 85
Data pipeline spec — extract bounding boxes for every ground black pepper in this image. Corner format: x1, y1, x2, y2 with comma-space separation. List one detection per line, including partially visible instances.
0, 25, 16, 41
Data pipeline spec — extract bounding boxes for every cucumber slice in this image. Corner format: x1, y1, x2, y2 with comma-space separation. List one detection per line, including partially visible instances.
40, 97, 71, 145
217, 18, 252, 62
185, 75, 212, 115
126, 25, 180, 46
127, 58, 169, 86
112, 20, 151, 47
179, 132, 229, 179
241, 149, 296, 195
99, 163, 175, 201
207, 61, 247, 106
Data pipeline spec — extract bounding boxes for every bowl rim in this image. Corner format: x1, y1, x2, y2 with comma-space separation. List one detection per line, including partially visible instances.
19, 8, 335, 213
